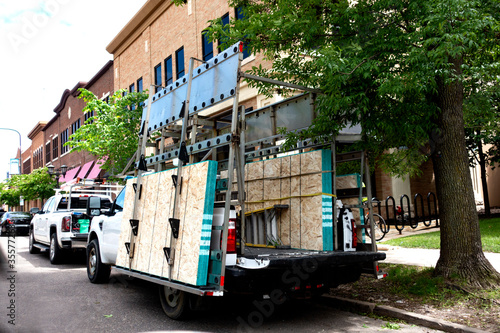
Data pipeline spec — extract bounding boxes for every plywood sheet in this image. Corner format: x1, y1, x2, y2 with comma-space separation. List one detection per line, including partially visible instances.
243, 149, 334, 251
115, 161, 217, 286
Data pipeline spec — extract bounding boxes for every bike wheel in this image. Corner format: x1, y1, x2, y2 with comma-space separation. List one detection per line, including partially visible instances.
366, 213, 387, 242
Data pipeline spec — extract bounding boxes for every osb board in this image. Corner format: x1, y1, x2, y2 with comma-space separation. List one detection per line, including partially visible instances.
244, 149, 333, 251
115, 161, 217, 286
336, 174, 360, 189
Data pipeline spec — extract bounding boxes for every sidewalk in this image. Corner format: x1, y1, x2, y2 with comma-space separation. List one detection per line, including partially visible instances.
379, 247, 500, 272
376, 224, 500, 271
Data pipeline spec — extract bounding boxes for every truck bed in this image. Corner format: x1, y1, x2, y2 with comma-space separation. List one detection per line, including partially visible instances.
224, 247, 386, 296
239, 247, 385, 266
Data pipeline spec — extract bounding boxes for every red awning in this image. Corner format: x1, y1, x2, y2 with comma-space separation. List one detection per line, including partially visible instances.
60, 166, 81, 183
76, 161, 94, 179
87, 160, 104, 179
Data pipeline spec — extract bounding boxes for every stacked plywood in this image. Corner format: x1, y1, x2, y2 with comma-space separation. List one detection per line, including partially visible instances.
115, 160, 217, 286
244, 149, 334, 251
336, 173, 363, 221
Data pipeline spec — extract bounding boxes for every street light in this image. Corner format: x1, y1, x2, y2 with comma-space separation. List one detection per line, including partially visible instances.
47, 164, 67, 188
0, 127, 22, 176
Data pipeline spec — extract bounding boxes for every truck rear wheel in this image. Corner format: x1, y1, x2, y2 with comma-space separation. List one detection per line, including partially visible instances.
159, 286, 189, 320
29, 229, 40, 254
87, 239, 111, 283
49, 233, 64, 264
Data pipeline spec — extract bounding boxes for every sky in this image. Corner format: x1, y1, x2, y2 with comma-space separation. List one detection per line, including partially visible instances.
0, 0, 148, 181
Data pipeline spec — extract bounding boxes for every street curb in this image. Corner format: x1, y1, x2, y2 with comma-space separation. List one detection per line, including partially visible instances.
321, 295, 489, 333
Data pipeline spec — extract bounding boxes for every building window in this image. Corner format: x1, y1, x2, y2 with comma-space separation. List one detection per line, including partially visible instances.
164, 56, 173, 86
137, 78, 143, 92
71, 119, 81, 134
60, 128, 69, 155
154, 63, 162, 92
84, 110, 94, 124
52, 137, 58, 159
23, 158, 31, 175
175, 47, 185, 79
137, 78, 144, 107
235, 7, 251, 59
33, 147, 43, 170
129, 83, 136, 110
218, 13, 230, 53
45, 142, 51, 163
202, 30, 213, 61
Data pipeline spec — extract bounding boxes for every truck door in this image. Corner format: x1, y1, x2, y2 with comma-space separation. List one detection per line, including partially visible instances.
101, 188, 125, 262
37, 197, 55, 243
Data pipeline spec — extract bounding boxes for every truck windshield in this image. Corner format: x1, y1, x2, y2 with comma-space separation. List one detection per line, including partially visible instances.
58, 197, 111, 210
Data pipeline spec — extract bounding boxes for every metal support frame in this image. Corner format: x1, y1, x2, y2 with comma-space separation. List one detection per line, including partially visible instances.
167, 57, 198, 276
218, 51, 243, 291
128, 85, 154, 263
121, 41, 383, 295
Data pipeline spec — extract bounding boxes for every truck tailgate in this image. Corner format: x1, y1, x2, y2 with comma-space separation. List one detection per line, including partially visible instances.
224, 248, 385, 295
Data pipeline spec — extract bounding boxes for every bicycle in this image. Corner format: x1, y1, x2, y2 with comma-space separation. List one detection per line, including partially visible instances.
364, 209, 388, 242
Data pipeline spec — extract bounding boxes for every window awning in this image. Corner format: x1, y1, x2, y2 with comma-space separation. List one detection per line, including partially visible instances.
59, 166, 81, 183
76, 161, 94, 179
87, 160, 105, 179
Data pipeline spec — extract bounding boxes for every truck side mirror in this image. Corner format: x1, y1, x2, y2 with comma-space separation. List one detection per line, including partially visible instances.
30, 207, 40, 215
86, 197, 102, 217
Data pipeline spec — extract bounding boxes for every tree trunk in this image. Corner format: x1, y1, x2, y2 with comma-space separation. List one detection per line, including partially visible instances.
432, 57, 500, 288
476, 130, 491, 217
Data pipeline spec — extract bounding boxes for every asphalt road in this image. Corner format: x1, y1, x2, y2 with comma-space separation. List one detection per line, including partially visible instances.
0, 235, 443, 333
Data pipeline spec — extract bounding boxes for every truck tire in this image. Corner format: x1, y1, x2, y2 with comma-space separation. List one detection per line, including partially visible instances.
29, 229, 40, 254
159, 286, 189, 320
87, 239, 111, 284
49, 233, 64, 264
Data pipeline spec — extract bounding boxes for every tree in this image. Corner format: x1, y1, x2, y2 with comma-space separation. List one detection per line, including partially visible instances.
67, 88, 149, 175
19, 167, 57, 202
464, 86, 500, 217
0, 176, 22, 207
201, 0, 500, 287
0, 168, 56, 208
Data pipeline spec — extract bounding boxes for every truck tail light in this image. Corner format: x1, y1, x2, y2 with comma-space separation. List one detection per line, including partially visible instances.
221, 219, 237, 254
7, 219, 13, 224
351, 219, 357, 248
61, 216, 71, 232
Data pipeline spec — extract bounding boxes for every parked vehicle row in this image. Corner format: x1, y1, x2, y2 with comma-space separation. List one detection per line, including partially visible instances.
0, 211, 32, 236
27, 183, 121, 264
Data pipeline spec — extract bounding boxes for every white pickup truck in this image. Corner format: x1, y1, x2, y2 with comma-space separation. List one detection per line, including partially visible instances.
85, 187, 238, 284
29, 193, 113, 264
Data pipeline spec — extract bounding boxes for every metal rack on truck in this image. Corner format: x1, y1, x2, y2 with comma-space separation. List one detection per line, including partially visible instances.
109, 42, 385, 318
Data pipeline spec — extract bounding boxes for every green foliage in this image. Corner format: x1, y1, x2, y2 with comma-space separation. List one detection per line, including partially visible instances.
0, 167, 56, 206
464, 84, 500, 168
381, 322, 401, 330
19, 167, 57, 201
67, 88, 149, 175
0, 176, 21, 207
201, 0, 500, 176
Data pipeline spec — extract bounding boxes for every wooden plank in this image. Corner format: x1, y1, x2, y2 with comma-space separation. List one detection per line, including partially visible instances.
279, 156, 291, 246
150, 171, 175, 277
116, 161, 217, 286
135, 172, 160, 273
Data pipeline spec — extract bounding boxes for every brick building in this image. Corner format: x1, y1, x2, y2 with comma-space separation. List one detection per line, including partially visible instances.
107, 0, 277, 115
42, 60, 114, 183
106, 0, 437, 206
14, 61, 114, 211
